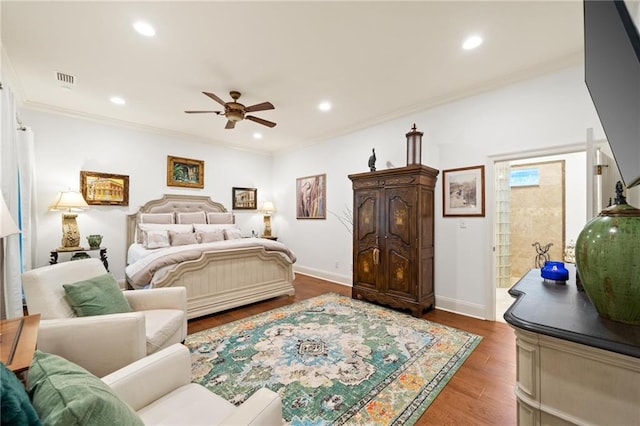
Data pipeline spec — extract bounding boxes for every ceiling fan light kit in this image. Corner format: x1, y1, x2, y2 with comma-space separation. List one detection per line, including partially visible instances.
185, 91, 276, 129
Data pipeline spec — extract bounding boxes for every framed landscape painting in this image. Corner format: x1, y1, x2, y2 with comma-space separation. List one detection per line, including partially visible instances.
442, 165, 485, 217
80, 171, 129, 206
232, 187, 257, 210
167, 156, 204, 188
296, 173, 326, 219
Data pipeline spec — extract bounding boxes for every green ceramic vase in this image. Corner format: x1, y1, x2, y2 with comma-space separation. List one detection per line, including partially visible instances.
575, 187, 640, 324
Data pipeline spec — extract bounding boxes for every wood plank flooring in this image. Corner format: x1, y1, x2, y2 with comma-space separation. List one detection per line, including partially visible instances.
188, 274, 517, 426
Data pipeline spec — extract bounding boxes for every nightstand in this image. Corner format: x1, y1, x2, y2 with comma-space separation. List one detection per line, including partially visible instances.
50, 247, 109, 271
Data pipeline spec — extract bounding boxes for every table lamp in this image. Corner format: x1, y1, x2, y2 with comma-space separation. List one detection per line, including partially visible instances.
261, 201, 275, 238
48, 190, 89, 251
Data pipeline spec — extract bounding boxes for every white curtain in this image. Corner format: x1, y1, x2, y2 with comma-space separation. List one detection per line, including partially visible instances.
1, 84, 37, 318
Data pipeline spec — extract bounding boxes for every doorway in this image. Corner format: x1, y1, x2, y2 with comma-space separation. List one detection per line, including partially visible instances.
494, 151, 586, 322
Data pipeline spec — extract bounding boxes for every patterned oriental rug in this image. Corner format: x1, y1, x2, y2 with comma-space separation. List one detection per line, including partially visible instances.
185, 293, 481, 425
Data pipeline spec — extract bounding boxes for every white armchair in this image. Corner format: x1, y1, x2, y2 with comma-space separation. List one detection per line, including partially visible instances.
102, 343, 283, 425
22, 258, 187, 377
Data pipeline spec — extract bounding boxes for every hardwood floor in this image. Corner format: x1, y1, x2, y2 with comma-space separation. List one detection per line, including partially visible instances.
188, 274, 517, 425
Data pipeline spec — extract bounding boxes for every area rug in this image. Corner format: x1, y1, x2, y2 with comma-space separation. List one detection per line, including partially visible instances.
185, 293, 481, 425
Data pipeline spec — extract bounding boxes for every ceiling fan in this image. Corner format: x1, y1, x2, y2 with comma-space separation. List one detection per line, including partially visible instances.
185, 91, 276, 129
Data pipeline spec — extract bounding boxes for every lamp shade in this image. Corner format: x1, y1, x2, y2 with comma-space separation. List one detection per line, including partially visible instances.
261, 201, 275, 214
48, 191, 89, 212
0, 193, 20, 238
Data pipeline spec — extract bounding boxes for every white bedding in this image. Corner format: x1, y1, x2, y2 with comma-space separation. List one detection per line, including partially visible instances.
125, 238, 296, 287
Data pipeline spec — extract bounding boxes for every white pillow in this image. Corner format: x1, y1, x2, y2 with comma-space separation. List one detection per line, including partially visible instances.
140, 213, 174, 224
206, 212, 234, 224
193, 223, 238, 232
143, 230, 170, 249
197, 229, 225, 243
169, 230, 198, 246
137, 224, 193, 244
176, 211, 207, 224
224, 228, 243, 240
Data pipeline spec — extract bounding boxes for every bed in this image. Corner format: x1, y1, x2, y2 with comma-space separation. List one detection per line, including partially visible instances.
125, 194, 295, 319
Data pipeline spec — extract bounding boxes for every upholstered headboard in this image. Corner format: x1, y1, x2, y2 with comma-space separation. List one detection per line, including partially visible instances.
126, 194, 230, 250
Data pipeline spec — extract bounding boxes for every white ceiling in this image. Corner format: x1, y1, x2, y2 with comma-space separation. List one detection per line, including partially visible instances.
1, 1, 584, 155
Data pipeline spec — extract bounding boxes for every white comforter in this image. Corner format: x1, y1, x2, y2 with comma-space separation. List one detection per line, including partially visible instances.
125, 238, 296, 287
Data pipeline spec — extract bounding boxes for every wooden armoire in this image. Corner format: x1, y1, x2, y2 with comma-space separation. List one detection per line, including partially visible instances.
348, 164, 438, 317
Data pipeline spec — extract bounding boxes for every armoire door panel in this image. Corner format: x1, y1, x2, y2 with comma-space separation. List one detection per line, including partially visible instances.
386, 188, 416, 246
386, 249, 412, 296
355, 248, 377, 287
355, 193, 378, 241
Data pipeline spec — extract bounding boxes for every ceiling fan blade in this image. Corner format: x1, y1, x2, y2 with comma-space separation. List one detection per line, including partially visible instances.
184, 110, 222, 114
245, 101, 275, 113
246, 115, 277, 128
225, 120, 236, 129
203, 92, 227, 107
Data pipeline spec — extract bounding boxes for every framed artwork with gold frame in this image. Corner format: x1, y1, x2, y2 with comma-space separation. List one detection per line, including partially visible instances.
80, 171, 129, 206
167, 156, 204, 188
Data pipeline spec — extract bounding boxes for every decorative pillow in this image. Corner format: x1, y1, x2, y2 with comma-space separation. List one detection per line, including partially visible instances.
142, 229, 170, 249
137, 224, 192, 245
139, 213, 174, 224
63, 274, 132, 317
224, 228, 243, 240
206, 212, 234, 224
197, 229, 225, 243
169, 230, 198, 246
0, 362, 41, 426
176, 211, 207, 224
193, 223, 237, 233
28, 351, 143, 426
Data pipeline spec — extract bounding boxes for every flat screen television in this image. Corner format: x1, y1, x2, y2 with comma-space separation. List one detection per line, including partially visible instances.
584, 0, 640, 188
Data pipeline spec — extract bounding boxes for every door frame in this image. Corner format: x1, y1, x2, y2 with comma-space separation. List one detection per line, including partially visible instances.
486, 142, 586, 321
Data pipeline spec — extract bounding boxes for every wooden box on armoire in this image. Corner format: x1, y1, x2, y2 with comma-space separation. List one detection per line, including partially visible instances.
348, 164, 438, 317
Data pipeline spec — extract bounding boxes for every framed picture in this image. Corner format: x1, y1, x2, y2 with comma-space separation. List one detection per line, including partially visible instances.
232, 187, 257, 210
80, 171, 129, 206
296, 173, 326, 219
442, 165, 485, 217
167, 156, 204, 188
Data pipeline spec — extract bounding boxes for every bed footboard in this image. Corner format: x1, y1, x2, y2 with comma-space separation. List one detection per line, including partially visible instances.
152, 247, 295, 319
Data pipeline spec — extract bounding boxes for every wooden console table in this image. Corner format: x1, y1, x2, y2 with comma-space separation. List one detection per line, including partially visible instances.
1, 314, 40, 378
504, 267, 640, 425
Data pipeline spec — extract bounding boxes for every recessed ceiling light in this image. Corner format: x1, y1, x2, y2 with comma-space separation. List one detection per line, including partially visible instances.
253, 132, 263, 139
110, 96, 126, 105
318, 101, 332, 112
133, 21, 156, 37
462, 35, 483, 50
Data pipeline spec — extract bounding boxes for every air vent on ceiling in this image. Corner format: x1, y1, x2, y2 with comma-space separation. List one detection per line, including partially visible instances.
55, 71, 76, 87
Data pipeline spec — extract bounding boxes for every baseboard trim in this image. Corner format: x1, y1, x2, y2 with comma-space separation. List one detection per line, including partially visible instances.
435, 295, 487, 320
294, 265, 352, 287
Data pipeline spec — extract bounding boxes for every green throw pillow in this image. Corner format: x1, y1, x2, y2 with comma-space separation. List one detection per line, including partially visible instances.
27, 351, 143, 426
0, 362, 41, 426
63, 274, 132, 317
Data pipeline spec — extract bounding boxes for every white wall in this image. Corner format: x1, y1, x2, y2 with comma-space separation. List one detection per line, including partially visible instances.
22, 109, 273, 281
